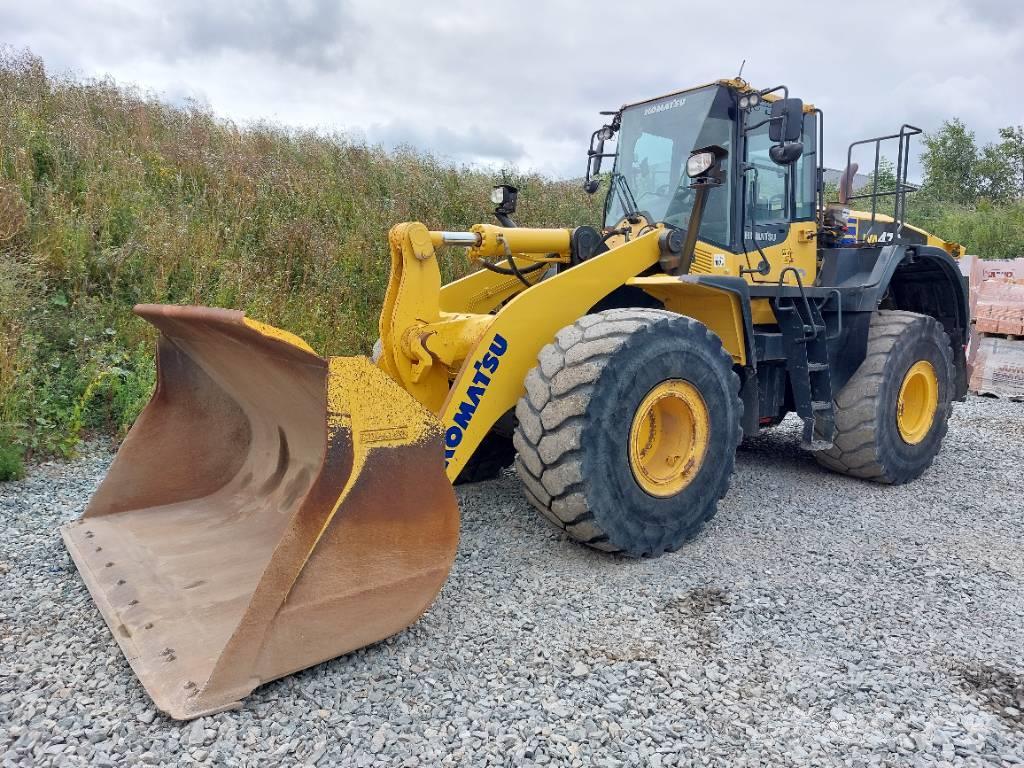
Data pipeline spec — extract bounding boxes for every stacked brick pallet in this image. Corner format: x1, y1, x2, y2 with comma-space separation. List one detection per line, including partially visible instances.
975, 280, 1024, 336
960, 256, 1024, 399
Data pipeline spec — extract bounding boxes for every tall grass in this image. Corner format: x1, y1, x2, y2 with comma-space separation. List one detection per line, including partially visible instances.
0, 50, 600, 476
909, 194, 1024, 260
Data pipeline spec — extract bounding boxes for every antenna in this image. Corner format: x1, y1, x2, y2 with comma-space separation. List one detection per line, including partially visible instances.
737, 59, 746, 79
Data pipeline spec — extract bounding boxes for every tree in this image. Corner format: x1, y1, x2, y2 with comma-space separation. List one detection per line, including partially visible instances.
866, 156, 898, 193
921, 119, 980, 205
921, 119, 1023, 205
977, 142, 1018, 202
998, 125, 1024, 198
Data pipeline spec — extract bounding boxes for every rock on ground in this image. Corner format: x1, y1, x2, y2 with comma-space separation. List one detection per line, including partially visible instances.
1, 397, 1023, 766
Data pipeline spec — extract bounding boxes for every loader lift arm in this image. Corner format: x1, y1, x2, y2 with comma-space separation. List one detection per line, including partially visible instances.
375, 221, 666, 480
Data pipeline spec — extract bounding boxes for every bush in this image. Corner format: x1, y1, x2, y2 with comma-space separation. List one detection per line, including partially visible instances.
909, 194, 1024, 259
0, 49, 601, 472
0, 438, 24, 481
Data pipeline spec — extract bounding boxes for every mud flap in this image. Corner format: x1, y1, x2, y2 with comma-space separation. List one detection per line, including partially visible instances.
61, 305, 459, 719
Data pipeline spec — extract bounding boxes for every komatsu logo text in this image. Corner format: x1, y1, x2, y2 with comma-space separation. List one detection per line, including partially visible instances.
444, 334, 508, 467
643, 97, 686, 116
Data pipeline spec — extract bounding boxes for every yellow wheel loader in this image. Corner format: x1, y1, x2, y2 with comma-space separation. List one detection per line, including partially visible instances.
62, 78, 970, 719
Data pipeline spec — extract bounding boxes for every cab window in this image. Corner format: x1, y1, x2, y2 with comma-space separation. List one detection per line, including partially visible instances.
606, 86, 734, 248
743, 103, 816, 223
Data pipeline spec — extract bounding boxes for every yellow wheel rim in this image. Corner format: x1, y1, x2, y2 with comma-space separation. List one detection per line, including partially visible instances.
896, 360, 939, 445
628, 379, 710, 497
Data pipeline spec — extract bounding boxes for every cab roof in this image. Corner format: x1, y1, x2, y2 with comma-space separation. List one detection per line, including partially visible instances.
619, 78, 815, 114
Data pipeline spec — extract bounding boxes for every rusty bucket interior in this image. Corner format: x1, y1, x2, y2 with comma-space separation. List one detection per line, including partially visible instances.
61, 305, 459, 719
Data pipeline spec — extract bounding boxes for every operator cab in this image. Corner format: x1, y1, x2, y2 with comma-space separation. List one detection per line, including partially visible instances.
584, 80, 819, 283
605, 86, 736, 245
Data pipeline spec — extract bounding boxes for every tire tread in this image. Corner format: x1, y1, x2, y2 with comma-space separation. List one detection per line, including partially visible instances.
514, 308, 742, 556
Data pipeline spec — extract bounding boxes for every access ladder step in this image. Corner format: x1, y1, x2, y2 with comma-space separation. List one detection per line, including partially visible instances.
799, 417, 834, 452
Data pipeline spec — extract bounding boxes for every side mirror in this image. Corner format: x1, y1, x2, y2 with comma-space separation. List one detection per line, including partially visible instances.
583, 118, 619, 194
769, 141, 804, 166
768, 98, 803, 143
584, 135, 607, 194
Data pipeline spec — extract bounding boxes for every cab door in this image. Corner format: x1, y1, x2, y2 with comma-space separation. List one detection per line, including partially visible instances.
740, 107, 818, 285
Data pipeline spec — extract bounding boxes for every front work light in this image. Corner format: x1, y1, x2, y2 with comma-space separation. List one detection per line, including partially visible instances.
686, 152, 715, 178
685, 145, 728, 184
739, 92, 761, 110
491, 184, 518, 214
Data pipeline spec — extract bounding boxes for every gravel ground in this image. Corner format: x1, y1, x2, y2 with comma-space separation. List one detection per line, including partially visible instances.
2, 395, 1023, 767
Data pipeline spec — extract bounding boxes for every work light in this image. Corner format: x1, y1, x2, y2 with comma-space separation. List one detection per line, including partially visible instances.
491, 184, 518, 217
686, 152, 715, 178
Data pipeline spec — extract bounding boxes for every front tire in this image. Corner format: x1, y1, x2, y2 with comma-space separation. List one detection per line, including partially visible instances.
454, 431, 515, 485
815, 310, 954, 483
513, 309, 742, 557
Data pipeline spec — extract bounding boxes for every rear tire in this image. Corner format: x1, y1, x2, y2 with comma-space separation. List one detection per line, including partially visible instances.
815, 310, 954, 484
513, 308, 742, 557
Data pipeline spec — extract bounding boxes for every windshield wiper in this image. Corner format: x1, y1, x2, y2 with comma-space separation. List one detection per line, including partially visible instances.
610, 172, 642, 224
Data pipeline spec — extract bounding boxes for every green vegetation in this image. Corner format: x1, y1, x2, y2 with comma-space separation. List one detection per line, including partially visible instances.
908, 119, 1024, 258
2, 50, 1023, 477
835, 121, 1024, 259
0, 51, 599, 474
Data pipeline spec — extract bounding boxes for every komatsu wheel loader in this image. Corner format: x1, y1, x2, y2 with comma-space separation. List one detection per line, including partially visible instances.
62, 78, 969, 718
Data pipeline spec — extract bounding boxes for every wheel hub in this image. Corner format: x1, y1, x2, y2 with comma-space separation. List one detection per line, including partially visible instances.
896, 360, 938, 445
628, 379, 709, 497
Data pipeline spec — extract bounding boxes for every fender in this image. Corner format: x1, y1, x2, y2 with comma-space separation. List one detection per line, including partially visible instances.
626, 274, 755, 368
821, 244, 970, 398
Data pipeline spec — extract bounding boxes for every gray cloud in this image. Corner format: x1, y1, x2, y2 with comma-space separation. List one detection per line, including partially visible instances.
1, 0, 1021, 180
163, 0, 362, 71
368, 122, 526, 166
963, 0, 1024, 29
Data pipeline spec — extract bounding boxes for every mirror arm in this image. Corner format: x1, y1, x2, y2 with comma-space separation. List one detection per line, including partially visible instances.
583, 113, 621, 194
583, 130, 605, 191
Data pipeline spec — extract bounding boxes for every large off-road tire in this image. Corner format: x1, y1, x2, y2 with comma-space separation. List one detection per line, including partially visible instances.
513, 308, 743, 557
815, 310, 954, 484
372, 338, 514, 484
454, 431, 515, 485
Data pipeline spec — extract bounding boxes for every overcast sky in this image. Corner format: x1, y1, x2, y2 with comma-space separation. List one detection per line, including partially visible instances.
3, 0, 1022, 179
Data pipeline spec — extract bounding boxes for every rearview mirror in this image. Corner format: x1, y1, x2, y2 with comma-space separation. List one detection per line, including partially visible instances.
768, 98, 804, 143
769, 141, 804, 166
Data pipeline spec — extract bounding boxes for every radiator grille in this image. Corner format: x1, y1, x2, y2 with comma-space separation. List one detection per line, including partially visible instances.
690, 249, 715, 274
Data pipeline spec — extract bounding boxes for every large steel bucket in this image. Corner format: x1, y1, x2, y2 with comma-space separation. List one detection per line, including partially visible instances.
61, 305, 459, 719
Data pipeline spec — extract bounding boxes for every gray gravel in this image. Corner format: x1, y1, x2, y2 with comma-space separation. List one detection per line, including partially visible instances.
2, 395, 1023, 767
